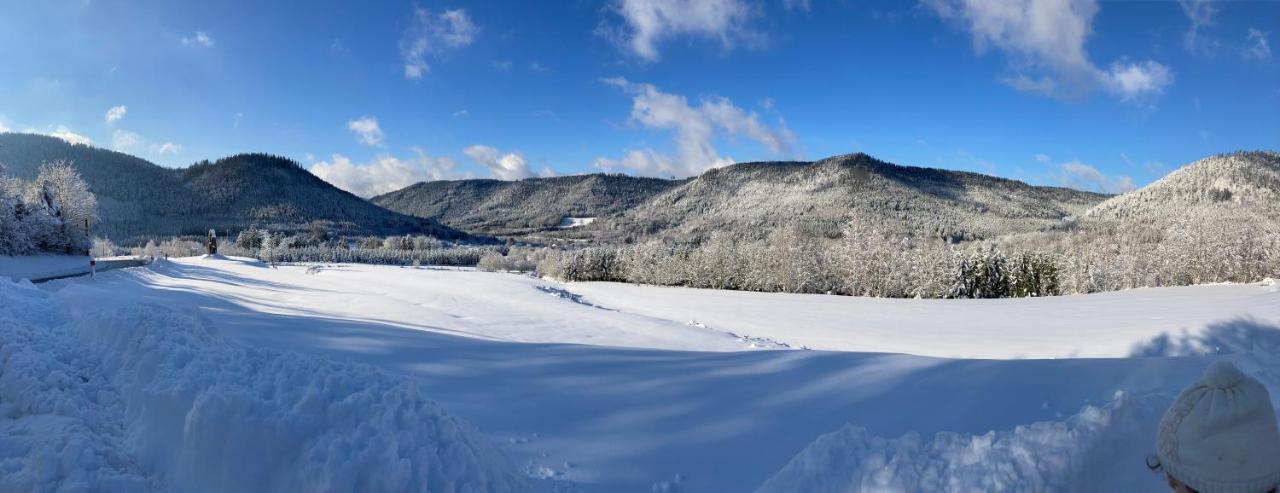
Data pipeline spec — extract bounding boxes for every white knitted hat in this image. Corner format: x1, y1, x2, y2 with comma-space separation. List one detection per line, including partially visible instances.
1157, 360, 1280, 493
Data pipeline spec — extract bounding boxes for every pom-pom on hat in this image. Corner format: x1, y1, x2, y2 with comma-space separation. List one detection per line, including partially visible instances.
1157, 360, 1280, 493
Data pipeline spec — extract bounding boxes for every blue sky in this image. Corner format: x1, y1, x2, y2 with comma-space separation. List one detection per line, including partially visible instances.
1, 0, 1275, 196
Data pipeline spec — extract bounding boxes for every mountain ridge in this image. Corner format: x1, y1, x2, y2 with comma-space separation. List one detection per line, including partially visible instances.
375, 151, 1113, 243
0, 133, 460, 242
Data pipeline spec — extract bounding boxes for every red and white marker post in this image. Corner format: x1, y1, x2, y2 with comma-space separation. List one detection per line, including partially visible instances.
90, 259, 97, 279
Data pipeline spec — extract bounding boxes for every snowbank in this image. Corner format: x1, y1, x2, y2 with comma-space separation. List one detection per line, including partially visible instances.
0, 255, 91, 281
756, 393, 1162, 492
0, 279, 529, 492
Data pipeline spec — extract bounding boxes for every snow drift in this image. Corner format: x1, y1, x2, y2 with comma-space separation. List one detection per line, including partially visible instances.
0, 279, 529, 492
757, 347, 1280, 493
755, 394, 1162, 492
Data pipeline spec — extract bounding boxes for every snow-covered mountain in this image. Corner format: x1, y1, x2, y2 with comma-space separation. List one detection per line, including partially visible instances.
377, 153, 1110, 243
595, 153, 1109, 243
0, 133, 459, 242
371, 173, 680, 237
1081, 151, 1280, 225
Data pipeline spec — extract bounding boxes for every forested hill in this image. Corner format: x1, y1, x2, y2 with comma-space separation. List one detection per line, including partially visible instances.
1080, 151, 1280, 226
0, 133, 459, 242
586, 153, 1111, 243
371, 174, 682, 236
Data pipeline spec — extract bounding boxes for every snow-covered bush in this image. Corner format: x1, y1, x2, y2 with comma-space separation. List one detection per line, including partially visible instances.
235, 229, 264, 250
477, 249, 538, 272
160, 238, 202, 258
90, 237, 120, 258
0, 160, 98, 255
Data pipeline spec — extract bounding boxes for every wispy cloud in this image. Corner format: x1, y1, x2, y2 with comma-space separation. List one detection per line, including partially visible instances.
1059, 160, 1133, 194
105, 105, 127, 124
400, 7, 477, 79
49, 125, 92, 146
346, 116, 384, 146
151, 142, 183, 155
1244, 28, 1272, 61
463, 145, 538, 180
1101, 60, 1174, 104
1178, 0, 1218, 55
181, 31, 214, 47
925, 0, 1173, 104
593, 77, 797, 177
111, 129, 139, 151
309, 148, 463, 197
783, 0, 811, 12
599, 0, 760, 62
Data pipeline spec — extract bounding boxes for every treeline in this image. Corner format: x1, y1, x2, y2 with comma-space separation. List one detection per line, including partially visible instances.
480, 213, 1278, 298
0, 161, 97, 255
124, 227, 495, 267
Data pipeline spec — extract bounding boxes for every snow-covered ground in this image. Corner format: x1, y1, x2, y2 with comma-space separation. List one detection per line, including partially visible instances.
7, 257, 1280, 492
569, 279, 1280, 358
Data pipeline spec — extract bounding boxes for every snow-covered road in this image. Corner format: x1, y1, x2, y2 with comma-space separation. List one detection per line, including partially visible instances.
13, 257, 1280, 492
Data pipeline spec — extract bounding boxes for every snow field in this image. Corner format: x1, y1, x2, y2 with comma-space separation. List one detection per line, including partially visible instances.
14, 257, 1280, 492
0, 278, 529, 492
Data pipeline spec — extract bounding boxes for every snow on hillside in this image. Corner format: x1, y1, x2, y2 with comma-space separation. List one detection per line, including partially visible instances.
13, 258, 1280, 492
0, 277, 529, 492
1083, 151, 1280, 222
558, 216, 596, 228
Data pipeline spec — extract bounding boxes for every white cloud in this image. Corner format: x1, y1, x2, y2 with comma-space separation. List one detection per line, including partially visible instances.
926, 0, 1173, 103
463, 145, 537, 180
50, 126, 92, 146
346, 116, 384, 146
529, 61, 549, 72
600, 0, 759, 62
1244, 28, 1272, 61
1100, 60, 1174, 103
111, 129, 140, 151
309, 149, 462, 197
594, 77, 797, 177
0, 115, 9, 133
1059, 160, 1133, 194
452, 109, 470, 117
151, 142, 183, 155
400, 7, 477, 79
1178, 0, 1218, 54
491, 60, 513, 71
1034, 153, 1051, 164
105, 105, 127, 124
181, 31, 214, 47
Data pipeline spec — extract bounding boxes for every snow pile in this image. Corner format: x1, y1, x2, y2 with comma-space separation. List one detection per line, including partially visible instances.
0, 279, 529, 492
0, 280, 153, 491
756, 393, 1160, 493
